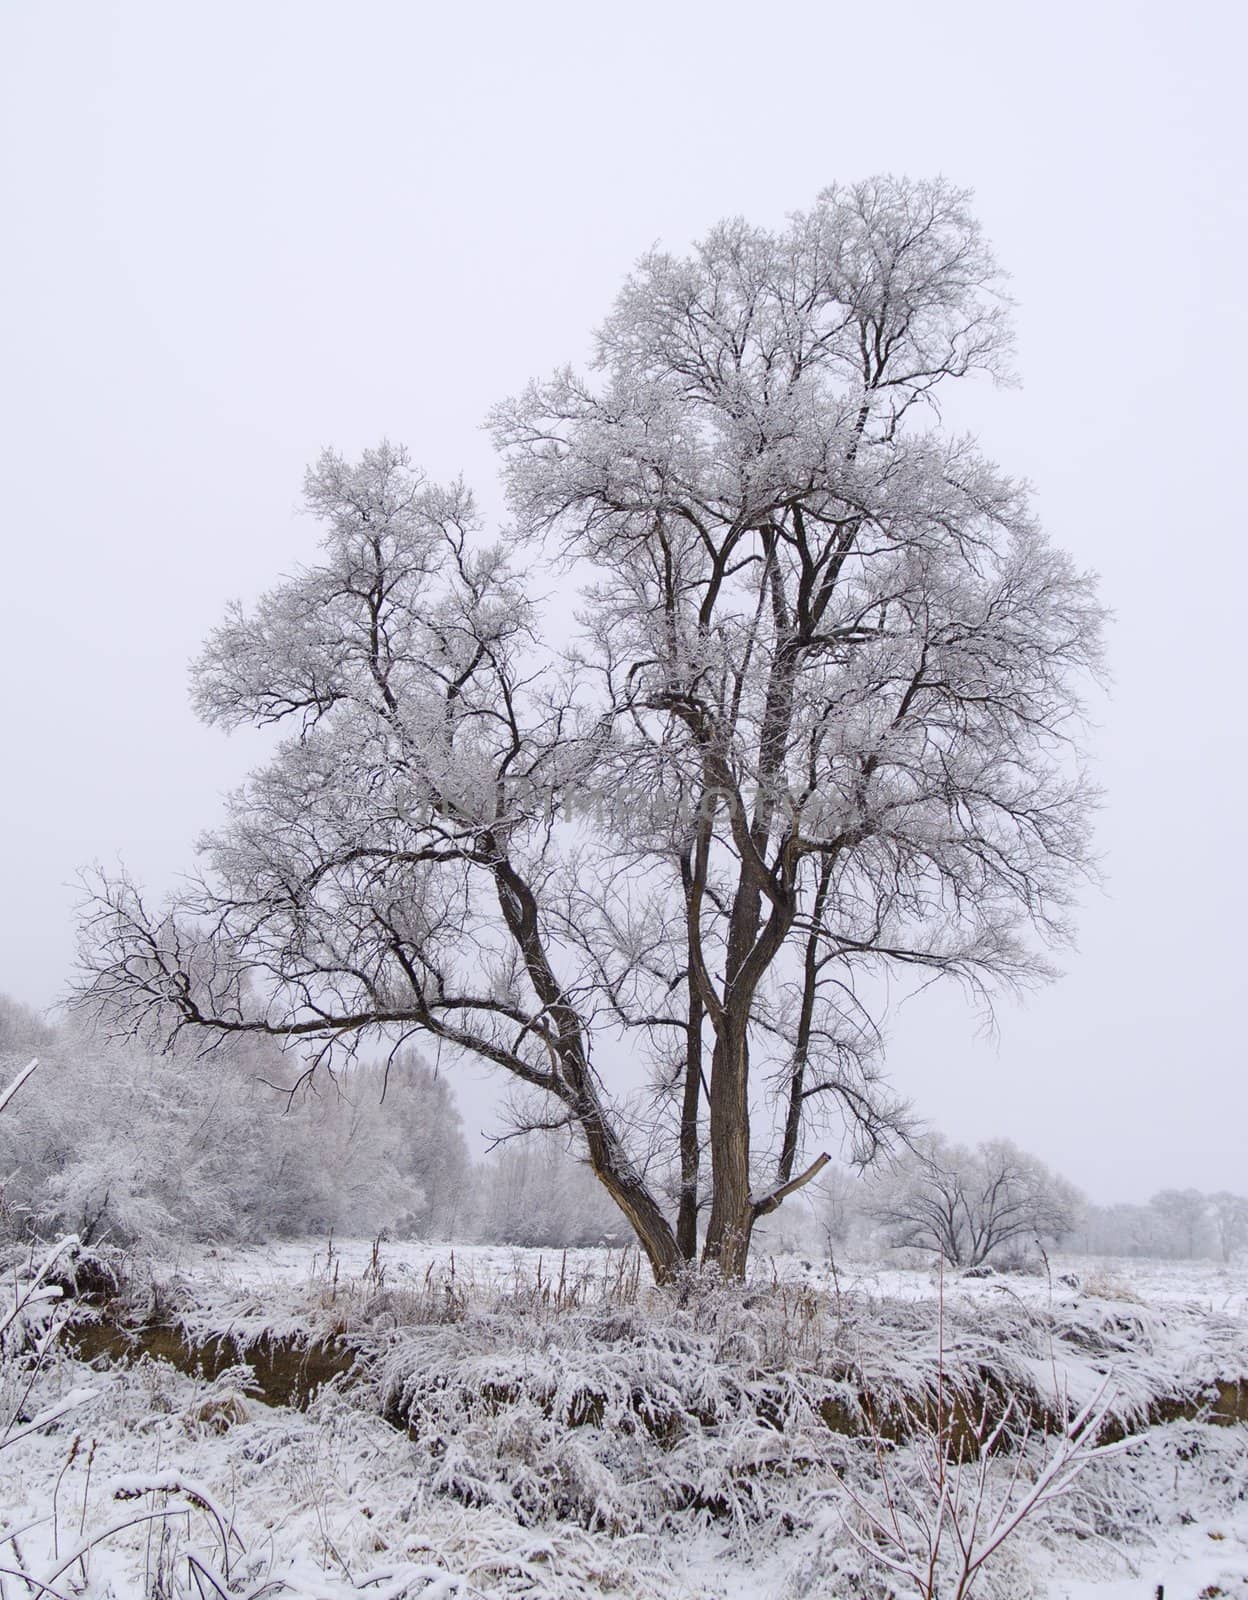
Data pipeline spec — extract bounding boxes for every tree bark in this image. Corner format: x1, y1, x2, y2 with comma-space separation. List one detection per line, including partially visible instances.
702, 1017, 754, 1277
676, 983, 703, 1261
778, 858, 834, 1187
589, 1138, 685, 1283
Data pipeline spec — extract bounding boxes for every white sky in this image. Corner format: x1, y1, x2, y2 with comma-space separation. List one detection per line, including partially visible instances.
1, 0, 1244, 1203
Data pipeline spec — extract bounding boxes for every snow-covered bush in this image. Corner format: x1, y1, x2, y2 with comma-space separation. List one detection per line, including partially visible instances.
0, 996, 470, 1248
358, 1265, 1248, 1548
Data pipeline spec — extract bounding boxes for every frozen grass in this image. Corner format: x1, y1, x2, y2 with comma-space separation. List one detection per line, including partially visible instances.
4, 1244, 1248, 1598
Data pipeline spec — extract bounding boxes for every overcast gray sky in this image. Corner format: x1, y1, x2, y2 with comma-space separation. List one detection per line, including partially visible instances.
1, 0, 1244, 1202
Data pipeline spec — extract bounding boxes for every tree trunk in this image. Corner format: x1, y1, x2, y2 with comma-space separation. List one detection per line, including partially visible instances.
490, 850, 684, 1284
702, 1019, 754, 1277
778, 858, 833, 1187
676, 986, 703, 1261
589, 1145, 684, 1283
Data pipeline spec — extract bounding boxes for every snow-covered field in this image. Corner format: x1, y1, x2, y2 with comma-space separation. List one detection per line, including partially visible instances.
4, 1242, 1248, 1599
152, 1236, 1248, 1317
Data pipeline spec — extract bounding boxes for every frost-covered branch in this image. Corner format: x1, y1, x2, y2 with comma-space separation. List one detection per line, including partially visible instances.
76, 179, 1103, 1280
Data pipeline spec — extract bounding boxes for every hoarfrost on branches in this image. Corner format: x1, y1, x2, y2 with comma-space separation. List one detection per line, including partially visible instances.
76, 177, 1105, 1280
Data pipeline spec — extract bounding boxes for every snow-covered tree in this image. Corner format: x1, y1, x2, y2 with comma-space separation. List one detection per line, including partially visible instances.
473, 1130, 628, 1248
76, 177, 1103, 1279
1148, 1188, 1214, 1260
0, 995, 55, 1058
1070, 1202, 1167, 1259
866, 1136, 1083, 1268
1208, 1192, 1248, 1263
350, 1054, 472, 1238
0, 997, 469, 1246
818, 1165, 863, 1253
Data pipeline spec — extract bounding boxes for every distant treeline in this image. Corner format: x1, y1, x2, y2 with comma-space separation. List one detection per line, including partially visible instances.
0, 994, 623, 1251
3, 993, 1243, 1263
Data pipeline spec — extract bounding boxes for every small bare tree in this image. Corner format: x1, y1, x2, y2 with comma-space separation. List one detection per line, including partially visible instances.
839, 1354, 1121, 1599
867, 1136, 1083, 1268
76, 177, 1103, 1280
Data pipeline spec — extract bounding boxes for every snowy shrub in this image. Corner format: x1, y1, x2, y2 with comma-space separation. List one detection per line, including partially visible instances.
0, 998, 471, 1249
347, 1268, 1248, 1561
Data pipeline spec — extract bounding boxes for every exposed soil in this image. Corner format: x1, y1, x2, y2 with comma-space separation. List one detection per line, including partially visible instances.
67, 1316, 357, 1409
67, 1306, 1248, 1451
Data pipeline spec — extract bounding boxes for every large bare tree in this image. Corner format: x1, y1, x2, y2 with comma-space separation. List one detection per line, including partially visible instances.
77, 177, 1103, 1280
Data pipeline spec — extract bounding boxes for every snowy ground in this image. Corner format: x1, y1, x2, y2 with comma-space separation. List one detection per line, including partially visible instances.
4, 1244, 1247, 1599
150, 1235, 1248, 1314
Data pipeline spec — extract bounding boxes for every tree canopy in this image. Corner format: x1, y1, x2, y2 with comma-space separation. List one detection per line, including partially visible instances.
78, 177, 1104, 1279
